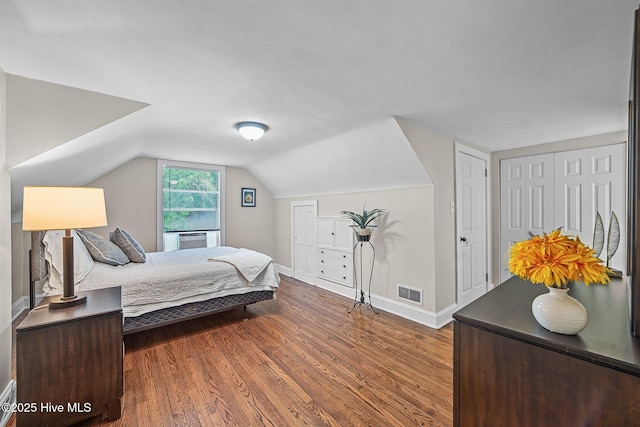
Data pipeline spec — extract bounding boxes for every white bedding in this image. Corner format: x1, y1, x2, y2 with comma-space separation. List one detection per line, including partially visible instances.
44, 246, 280, 317
208, 248, 274, 282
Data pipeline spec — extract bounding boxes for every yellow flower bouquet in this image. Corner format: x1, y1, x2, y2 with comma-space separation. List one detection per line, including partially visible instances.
508, 229, 610, 288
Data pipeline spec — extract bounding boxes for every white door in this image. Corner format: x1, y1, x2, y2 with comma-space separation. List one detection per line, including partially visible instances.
333, 220, 353, 251
554, 149, 589, 237
456, 147, 488, 307
526, 154, 555, 236
588, 144, 626, 272
500, 157, 526, 283
500, 154, 554, 283
554, 144, 626, 272
317, 218, 335, 247
292, 201, 317, 284
499, 143, 627, 282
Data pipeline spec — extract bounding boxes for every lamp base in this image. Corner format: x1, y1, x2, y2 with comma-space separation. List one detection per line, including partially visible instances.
48, 294, 87, 309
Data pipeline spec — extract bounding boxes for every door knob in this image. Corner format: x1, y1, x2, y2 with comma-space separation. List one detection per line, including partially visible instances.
460, 237, 467, 242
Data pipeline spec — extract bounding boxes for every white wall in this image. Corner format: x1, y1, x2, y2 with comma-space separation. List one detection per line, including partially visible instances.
88, 157, 157, 252
11, 223, 29, 305
274, 186, 438, 312
490, 130, 627, 285
225, 167, 276, 256
396, 118, 460, 312
0, 66, 13, 416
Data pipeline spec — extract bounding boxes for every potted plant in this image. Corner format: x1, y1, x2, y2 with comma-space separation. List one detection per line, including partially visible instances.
340, 206, 387, 241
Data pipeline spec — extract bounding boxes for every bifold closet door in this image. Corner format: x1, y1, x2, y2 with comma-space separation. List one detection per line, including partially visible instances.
499, 154, 554, 283
554, 144, 626, 271
500, 157, 525, 283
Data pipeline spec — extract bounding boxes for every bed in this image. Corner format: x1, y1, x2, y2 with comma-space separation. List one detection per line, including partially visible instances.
29, 231, 280, 334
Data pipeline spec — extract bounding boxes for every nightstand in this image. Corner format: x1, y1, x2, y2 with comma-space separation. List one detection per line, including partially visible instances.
16, 287, 123, 427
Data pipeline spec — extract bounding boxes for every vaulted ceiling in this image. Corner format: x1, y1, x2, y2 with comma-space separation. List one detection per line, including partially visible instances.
1, 0, 637, 215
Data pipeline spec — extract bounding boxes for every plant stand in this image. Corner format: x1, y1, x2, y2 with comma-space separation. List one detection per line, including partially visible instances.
348, 239, 379, 314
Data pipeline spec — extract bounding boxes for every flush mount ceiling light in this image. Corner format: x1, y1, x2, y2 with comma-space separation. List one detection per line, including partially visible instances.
235, 121, 268, 141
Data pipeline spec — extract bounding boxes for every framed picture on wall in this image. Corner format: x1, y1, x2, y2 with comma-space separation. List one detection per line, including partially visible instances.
241, 188, 256, 207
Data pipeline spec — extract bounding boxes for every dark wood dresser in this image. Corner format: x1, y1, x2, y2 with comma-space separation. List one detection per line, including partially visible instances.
453, 276, 640, 427
16, 287, 123, 427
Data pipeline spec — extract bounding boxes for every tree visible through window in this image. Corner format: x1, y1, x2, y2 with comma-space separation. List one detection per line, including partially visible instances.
163, 167, 219, 232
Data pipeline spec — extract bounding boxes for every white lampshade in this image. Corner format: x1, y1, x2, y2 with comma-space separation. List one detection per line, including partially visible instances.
235, 121, 268, 141
23, 186, 107, 231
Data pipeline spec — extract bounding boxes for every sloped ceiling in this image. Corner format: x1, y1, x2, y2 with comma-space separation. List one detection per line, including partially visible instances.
1, 0, 638, 217
251, 117, 432, 198
6, 74, 148, 167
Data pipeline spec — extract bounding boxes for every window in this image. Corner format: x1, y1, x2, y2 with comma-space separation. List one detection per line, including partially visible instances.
157, 160, 225, 251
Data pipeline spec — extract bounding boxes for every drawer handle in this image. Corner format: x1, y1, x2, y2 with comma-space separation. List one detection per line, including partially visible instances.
320, 250, 324, 254
343, 255, 346, 258
321, 270, 324, 274
343, 265, 346, 268
321, 260, 324, 263
343, 276, 346, 280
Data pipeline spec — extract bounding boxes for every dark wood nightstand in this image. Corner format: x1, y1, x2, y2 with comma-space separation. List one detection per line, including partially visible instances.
16, 287, 123, 427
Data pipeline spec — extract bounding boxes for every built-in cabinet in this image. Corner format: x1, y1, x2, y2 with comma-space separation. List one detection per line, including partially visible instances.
317, 217, 353, 287
500, 143, 626, 283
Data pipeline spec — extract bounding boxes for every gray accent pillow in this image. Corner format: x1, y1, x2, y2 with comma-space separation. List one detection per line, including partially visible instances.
110, 227, 146, 263
76, 229, 130, 266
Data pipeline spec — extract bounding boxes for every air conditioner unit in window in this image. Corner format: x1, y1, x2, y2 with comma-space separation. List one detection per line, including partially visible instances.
178, 232, 207, 250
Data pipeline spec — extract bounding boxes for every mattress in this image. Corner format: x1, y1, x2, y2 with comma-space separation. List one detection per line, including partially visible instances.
45, 246, 280, 317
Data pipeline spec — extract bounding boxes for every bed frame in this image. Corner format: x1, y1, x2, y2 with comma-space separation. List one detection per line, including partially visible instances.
29, 231, 275, 335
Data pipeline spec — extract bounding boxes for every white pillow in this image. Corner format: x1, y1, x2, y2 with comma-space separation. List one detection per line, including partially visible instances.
43, 230, 95, 291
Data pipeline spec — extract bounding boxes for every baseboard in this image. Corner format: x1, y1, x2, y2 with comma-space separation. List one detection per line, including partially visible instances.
314, 277, 355, 300
282, 272, 457, 329
434, 303, 459, 328
12, 294, 43, 321
370, 294, 457, 329
275, 264, 292, 277
0, 380, 16, 427
11, 297, 28, 321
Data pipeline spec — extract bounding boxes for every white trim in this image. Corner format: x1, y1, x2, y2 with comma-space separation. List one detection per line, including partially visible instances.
156, 159, 226, 252
0, 380, 16, 427
11, 294, 44, 321
275, 263, 292, 277
371, 294, 457, 329
315, 277, 355, 299
311, 275, 456, 329
12, 297, 27, 321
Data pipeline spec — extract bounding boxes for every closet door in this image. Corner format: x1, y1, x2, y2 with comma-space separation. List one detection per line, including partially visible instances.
500, 154, 554, 283
554, 144, 626, 271
525, 154, 555, 236
588, 144, 626, 271
500, 157, 526, 283
554, 150, 589, 237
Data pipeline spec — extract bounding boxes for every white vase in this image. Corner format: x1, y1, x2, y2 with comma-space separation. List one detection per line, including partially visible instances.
531, 286, 588, 335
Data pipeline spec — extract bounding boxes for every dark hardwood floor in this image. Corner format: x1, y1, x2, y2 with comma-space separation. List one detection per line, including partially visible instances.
9, 276, 453, 426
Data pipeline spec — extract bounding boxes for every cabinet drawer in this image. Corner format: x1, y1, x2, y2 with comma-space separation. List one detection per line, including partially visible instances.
318, 249, 352, 286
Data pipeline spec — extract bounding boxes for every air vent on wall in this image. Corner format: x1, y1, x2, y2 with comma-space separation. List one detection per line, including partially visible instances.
398, 284, 422, 305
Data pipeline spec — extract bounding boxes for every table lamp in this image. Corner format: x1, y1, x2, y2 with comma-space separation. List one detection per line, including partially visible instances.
22, 186, 107, 308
